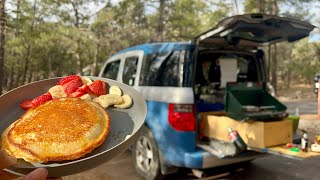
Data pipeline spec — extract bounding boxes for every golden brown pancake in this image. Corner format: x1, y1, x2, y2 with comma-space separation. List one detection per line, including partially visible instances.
1, 98, 110, 163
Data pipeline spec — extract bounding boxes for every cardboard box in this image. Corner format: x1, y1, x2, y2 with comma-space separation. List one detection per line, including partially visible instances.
201, 112, 293, 148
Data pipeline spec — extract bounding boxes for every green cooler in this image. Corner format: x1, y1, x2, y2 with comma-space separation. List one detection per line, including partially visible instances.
225, 82, 288, 121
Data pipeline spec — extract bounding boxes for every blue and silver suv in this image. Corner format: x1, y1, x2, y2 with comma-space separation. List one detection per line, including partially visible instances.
98, 14, 314, 179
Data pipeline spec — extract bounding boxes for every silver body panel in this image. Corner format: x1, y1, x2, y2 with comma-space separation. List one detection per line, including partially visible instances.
135, 86, 194, 104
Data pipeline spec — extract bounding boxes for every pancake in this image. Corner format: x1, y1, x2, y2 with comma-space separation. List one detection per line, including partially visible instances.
1, 98, 110, 163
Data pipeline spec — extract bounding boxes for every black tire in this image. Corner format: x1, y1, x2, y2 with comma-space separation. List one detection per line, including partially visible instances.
132, 126, 162, 180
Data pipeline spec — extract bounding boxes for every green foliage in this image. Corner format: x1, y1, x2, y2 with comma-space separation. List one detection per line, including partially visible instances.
165, 0, 207, 40
291, 39, 320, 84
1, 0, 319, 94
243, 0, 318, 93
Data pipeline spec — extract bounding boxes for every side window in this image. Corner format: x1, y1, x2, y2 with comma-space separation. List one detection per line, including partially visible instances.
122, 56, 138, 86
139, 51, 184, 87
139, 52, 171, 86
155, 51, 182, 86
101, 60, 120, 80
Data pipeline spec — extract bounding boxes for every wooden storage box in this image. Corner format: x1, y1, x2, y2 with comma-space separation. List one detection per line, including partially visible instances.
200, 112, 293, 148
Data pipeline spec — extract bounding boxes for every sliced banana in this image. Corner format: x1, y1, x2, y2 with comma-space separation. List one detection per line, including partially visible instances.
114, 94, 132, 109
49, 85, 67, 99
109, 86, 122, 96
81, 77, 93, 85
92, 97, 100, 103
80, 94, 91, 100
96, 94, 123, 109
89, 93, 98, 99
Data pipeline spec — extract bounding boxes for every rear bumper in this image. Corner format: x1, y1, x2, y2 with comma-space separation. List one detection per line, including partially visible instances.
201, 151, 266, 168
172, 149, 265, 169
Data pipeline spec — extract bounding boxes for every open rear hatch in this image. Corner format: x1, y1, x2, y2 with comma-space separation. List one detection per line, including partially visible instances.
194, 13, 315, 49
195, 14, 317, 160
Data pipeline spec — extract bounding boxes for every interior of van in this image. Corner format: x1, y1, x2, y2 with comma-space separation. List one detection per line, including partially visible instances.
194, 50, 261, 112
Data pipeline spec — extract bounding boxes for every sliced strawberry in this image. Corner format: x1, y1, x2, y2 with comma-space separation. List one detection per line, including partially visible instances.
88, 80, 107, 96
57, 75, 81, 85
62, 79, 83, 95
20, 99, 34, 110
68, 91, 86, 98
31, 92, 53, 107
76, 84, 89, 93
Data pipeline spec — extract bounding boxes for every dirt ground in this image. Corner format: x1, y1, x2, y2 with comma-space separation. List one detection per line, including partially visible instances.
277, 83, 316, 102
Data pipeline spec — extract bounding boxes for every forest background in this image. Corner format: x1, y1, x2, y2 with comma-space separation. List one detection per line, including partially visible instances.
0, 0, 319, 98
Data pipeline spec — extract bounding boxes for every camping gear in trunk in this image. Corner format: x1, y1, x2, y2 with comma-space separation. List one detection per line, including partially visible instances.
225, 82, 288, 121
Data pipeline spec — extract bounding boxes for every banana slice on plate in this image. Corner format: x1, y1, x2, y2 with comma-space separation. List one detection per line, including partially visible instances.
49, 85, 67, 99
89, 93, 99, 99
81, 77, 93, 85
109, 86, 122, 96
95, 94, 123, 109
80, 94, 91, 100
114, 94, 133, 109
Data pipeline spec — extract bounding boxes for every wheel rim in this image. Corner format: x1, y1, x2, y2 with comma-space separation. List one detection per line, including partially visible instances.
135, 135, 154, 172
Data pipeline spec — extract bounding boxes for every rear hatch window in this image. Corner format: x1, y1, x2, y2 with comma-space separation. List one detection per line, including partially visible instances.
195, 52, 259, 88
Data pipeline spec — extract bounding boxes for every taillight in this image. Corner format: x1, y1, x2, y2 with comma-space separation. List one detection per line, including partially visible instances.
168, 104, 195, 131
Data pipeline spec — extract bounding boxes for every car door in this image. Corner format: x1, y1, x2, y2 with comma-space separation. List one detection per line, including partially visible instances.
99, 50, 144, 87
194, 13, 315, 47
99, 53, 124, 81
120, 50, 144, 88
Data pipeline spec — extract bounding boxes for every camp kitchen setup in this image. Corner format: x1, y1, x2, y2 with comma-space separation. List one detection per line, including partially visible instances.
198, 81, 320, 160
194, 14, 319, 160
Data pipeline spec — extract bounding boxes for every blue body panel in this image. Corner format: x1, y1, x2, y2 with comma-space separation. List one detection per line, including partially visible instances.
146, 101, 203, 168
114, 42, 206, 168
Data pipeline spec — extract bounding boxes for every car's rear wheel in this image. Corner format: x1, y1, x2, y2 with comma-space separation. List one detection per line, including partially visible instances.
132, 126, 162, 180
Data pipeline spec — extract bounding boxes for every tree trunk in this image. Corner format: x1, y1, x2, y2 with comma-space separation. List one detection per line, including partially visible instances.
268, 45, 271, 81
272, 0, 279, 15
21, 46, 31, 85
286, 69, 291, 88
8, 66, 14, 90
270, 0, 279, 95
14, 69, 21, 87
234, 0, 239, 14
22, 0, 37, 85
48, 55, 52, 78
157, 0, 165, 42
27, 69, 33, 83
3, 67, 7, 89
15, 0, 21, 37
71, 1, 82, 75
286, 45, 293, 89
0, 0, 5, 95
92, 44, 98, 76
75, 53, 83, 75
271, 44, 277, 96
258, 0, 265, 13
71, 1, 80, 28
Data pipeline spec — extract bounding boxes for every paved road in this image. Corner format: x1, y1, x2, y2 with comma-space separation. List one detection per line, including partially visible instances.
64, 150, 320, 180
63, 100, 320, 180
283, 100, 317, 115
